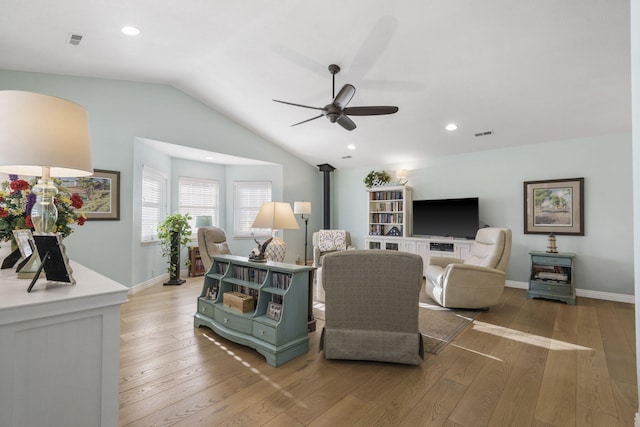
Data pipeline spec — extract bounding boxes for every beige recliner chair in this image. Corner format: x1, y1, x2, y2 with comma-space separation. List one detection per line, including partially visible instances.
312, 230, 352, 302
425, 227, 512, 309
197, 226, 232, 273
320, 250, 424, 365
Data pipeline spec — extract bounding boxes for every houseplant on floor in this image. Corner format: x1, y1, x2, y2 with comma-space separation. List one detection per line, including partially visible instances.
158, 213, 192, 285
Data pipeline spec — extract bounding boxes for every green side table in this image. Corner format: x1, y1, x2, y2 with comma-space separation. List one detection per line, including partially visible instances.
527, 251, 576, 304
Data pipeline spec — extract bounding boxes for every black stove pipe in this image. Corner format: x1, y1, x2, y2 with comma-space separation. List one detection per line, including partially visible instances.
317, 163, 335, 229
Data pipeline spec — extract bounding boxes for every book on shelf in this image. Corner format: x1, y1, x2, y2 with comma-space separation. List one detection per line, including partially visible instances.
272, 273, 291, 290
536, 271, 568, 281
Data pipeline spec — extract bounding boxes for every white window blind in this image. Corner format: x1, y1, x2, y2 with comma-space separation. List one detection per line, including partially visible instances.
141, 166, 167, 242
234, 181, 272, 238
178, 177, 219, 233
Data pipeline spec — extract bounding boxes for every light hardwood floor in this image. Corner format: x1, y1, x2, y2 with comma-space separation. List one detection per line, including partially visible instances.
119, 278, 637, 426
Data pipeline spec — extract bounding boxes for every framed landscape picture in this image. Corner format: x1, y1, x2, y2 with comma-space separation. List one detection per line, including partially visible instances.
524, 177, 584, 235
60, 169, 120, 220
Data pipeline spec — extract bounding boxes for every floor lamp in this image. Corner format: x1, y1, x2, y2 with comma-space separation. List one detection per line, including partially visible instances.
294, 201, 311, 265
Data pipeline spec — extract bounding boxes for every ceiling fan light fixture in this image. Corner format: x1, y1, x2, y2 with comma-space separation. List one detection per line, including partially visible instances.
273, 63, 398, 131
347, 144, 356, 150
445, 123, 458, 131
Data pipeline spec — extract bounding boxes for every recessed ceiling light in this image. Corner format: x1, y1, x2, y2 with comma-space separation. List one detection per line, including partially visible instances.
445, 123, 458, 131
347, 144, 356, 150
121, 26, 140, 36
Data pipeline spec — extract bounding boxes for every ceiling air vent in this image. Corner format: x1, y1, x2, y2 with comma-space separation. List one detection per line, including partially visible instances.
67, 33, 84, 46
474, 130, 494, 137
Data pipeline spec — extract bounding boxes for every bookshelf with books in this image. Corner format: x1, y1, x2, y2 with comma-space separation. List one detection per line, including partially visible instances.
367, 186, 412, 238
188, 246, 206, 277
194, 254, 313, 366
527, 251, 576, 304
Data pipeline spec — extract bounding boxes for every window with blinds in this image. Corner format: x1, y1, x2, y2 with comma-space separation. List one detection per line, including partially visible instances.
234, 181, 272, 238
178, 177, 219, 234
141, 166, 167, 242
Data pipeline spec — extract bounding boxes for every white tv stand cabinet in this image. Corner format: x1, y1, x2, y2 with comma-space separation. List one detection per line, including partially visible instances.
364, 236, 474, 275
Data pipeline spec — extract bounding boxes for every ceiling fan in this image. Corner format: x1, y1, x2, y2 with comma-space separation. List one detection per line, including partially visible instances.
273, 64, 399, 131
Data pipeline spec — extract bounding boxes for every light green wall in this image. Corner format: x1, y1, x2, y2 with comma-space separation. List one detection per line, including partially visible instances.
0, 69, 323, 287
334, 133, 633, 295
1, 69, 632, 296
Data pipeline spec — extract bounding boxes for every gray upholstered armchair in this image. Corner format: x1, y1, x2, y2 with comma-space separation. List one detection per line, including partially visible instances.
197, 226, 231, 273
425, 227, 512, 309
320, 250, 424, 365
312, 230, 353, 302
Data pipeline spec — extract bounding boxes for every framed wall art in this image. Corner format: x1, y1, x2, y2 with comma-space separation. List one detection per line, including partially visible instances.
523, 178, 584, 235
60, 169, 120, 220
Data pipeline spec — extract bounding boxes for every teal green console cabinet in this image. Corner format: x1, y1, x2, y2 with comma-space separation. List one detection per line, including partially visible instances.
527, 251, 576, 304
194, 254, 313, 366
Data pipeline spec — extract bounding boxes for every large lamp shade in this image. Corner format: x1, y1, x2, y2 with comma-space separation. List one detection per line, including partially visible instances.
251, 202, 299, 231
0, 90, 93, 177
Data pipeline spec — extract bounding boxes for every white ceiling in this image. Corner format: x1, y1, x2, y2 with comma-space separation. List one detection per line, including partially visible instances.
0, 1, 631, 170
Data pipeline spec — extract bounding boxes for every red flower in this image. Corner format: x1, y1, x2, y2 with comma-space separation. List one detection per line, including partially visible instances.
25, 215, 33, 228
10, 179, 30, 192
77, 216, 86, 226
0, 208, 8, 218
70, 194, 83, 209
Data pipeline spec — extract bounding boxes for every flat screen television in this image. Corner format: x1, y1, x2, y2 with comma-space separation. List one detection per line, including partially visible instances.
412, 197, 479, 239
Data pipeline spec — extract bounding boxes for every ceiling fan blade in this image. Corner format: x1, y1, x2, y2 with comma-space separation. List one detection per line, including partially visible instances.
336, 114, 356, 131
291, 114, 324, 127
273, 99, 324, 111
333, 84, 356, 109
343, 106, 399, 116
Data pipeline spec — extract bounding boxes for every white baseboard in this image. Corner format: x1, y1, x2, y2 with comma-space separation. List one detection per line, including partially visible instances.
129, 273, 169, 294
506, 280, 529, 290
506, 280, 635, 304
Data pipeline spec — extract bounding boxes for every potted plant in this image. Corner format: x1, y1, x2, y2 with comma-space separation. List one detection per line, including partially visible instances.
157, 213, 192, 285
363, 170, 391, 188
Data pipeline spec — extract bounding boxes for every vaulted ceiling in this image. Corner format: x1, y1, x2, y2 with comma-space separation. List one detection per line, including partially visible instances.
0, 1, 631, 169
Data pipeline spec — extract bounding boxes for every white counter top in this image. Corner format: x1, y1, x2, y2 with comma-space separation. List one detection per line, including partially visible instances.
0, 261, 129, 325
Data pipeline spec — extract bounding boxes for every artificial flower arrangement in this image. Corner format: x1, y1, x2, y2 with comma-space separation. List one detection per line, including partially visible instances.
363, 170, 391, 188
0, 174, 86, 243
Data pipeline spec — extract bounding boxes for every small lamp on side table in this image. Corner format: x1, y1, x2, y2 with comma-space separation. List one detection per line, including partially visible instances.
294, 201, 312, 265
195, 215, 212, 229
251, 202, 299, 262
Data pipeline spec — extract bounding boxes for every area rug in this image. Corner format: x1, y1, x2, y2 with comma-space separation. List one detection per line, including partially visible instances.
312, 289, 480, 355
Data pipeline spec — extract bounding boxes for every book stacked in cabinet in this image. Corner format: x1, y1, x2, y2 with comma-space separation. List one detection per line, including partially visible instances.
367, 186, 412, 238
194, 254, 313, 367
